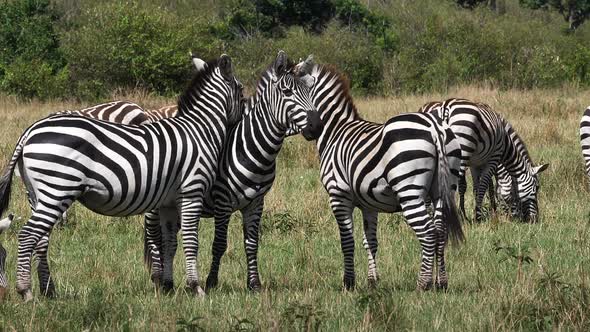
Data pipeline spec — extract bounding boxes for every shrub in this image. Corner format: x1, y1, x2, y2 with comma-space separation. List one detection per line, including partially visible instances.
0, 0, 67, 99
61, 1, 222, 99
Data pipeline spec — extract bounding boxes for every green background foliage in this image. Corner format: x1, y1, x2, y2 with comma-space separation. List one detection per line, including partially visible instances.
0, 0, 590, 100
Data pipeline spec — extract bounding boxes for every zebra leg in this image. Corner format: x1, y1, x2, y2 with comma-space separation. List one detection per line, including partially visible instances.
400, 198, 435, 291
16, 209, 61, 301
458, 173, 468, 220
160, 207, 179, 292
361, 209, 379, 288
330, 200, 355, 290
144, 210, 164, 289
488, 178, 497, 213
242, 199, 264, 291
178, 198, 205, 296
205, 209, 232, 291
432, 199, 448, 290
474, 164, 498, 222
35, 235, 56, 297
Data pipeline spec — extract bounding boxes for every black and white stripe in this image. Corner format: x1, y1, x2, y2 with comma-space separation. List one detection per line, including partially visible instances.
0, 55, 245, 300
421, 98, 548, 222
148, 53, 321, 291
580, 107, 590, 184
298, 64, 464, 290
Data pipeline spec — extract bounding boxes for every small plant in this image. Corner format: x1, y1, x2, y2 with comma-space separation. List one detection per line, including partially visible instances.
281, 302, 325, 332
355, 289, 407, 330
176, 316, 205, 332
229, 316, 258, 332
494, 241, 534, 281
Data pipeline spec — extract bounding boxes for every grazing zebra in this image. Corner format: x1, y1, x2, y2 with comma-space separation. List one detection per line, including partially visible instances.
421, 98, 548, 222
0, 214, 13, 301
580, 107, 590, 183
0, 54, 247, 300
147, 55, 322, 291
276, 64, 465, 291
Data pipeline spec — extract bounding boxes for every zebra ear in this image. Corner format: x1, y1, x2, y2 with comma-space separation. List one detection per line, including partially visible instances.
273, 50, 289, 76
218, 54, 234, 82
298, 54, 314, 76
532, 163, 549, 174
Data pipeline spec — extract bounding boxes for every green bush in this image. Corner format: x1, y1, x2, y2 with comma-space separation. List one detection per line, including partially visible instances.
0, 0, 67, 99
61, 1, 222, 99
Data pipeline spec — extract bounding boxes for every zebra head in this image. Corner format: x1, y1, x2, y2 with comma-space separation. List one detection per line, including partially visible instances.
267, 51, 322, 141
516, 163, 549, 222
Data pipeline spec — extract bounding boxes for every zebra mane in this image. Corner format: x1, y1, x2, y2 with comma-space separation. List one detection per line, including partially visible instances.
315, 64, 363, 121
503, 117, 533, 163
176, 58, 220, 117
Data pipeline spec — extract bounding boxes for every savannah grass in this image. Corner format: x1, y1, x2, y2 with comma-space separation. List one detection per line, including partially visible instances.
0, 85, 589, 330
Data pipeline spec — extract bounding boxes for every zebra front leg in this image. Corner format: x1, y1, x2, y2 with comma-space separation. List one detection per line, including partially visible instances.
361, 209, 379, 288
474, 163, 498, 222
432, 199, 448, 290
400, 198, 436, 291
178, 198, 205, 296
160, 207, 179, 293
241, 199, 264, 291
35, 235, 56, 297
144, 210, 164, 290
330, 201, 355, 290
205, 210, 231, 291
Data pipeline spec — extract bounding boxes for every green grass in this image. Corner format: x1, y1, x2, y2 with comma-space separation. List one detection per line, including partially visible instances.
1, 86, 590, 330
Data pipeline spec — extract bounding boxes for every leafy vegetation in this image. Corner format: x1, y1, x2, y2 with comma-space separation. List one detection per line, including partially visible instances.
0, 0, 589, 100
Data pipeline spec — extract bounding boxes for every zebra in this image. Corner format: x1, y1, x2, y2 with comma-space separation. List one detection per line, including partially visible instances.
145, 55, 322, 292
270, 64, 465, 291
0, 214, 13, 301
421, 98, 548, 222
580, 107, 590, 184
0, 54, 249, 301
54, 100, 151, 125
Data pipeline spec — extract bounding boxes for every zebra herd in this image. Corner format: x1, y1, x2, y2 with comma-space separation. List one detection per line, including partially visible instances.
1, 48, 585, 302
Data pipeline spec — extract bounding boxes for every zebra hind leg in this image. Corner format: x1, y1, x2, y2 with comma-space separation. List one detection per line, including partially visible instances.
432, 199, 448, 290
400, 198, 436, 291
35, 235, 56, 297
458, 174, 468, 221
362, 210, 379, 288
16, 209, 62, 301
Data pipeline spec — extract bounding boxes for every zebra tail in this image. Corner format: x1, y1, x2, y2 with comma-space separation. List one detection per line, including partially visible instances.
0, 131, 28, 219
433, 122, 464, 245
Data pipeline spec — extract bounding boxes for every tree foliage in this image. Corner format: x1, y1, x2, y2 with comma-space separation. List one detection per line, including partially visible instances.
520, 0, 590, 30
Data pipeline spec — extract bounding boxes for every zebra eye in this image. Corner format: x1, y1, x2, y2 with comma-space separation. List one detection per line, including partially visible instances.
282, 89, 293, 97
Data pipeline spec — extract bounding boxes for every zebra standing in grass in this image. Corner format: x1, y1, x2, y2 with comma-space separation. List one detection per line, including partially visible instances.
0, 214, 13, 301
264, 64, 465, 291
0, 54, 247, 300
421, 98, 548, 222
147, 55, 322, 291
580, 107, 590, 183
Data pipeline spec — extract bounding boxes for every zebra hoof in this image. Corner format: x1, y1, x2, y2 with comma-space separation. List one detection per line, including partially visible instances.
247, 279, 262, 292
205, 275, 218, 291
368, 276, 379, 289
417, 280, 433, 292
18, 289, 33, 302
40, 282, 56, 298
435, 280, 448, 291
343, 276, 355, 291
187, 282, 206, 297
161, 280, 174, 294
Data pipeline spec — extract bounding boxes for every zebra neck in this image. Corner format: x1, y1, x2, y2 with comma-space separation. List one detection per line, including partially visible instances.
316, 99, 361, 155
234, 103, 287, 157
